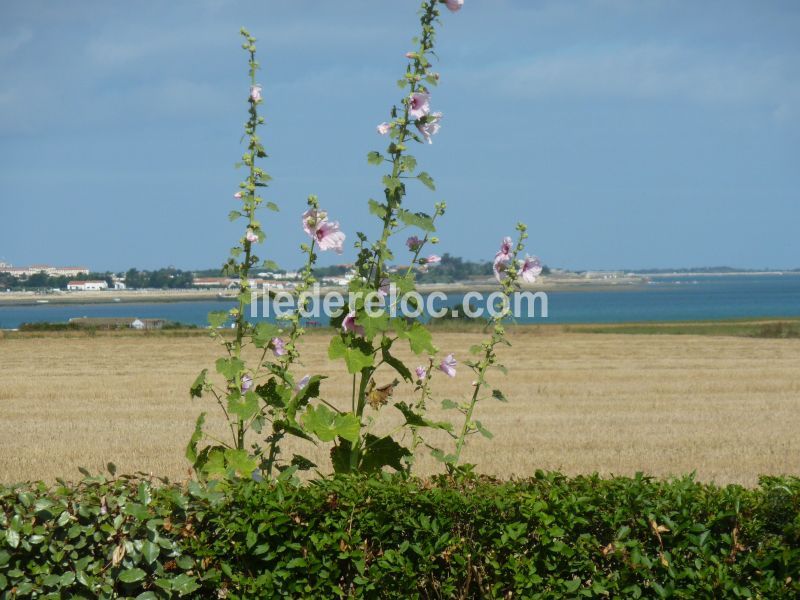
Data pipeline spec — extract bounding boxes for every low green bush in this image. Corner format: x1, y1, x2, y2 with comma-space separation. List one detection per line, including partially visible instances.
2, 473, 798, 598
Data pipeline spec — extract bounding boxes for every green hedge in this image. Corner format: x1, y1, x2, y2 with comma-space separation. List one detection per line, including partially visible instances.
1, 473, 799, 598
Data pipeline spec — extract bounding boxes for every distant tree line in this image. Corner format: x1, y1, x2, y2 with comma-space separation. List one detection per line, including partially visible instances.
0, 271, 114, 291
124, 268, 193, 289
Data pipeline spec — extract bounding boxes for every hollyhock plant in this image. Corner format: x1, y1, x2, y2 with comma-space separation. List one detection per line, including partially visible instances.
417, 112, 442, 144
377, 122, 391, 135
439, 354, 457, 378
271, 337, 287, 357
342, 311, 366, 336
519, 254, 543, 283
408, 92, 431, 120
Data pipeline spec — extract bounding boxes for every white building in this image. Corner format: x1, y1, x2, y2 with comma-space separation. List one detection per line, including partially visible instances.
67, 280, 108, 291
0, 264, 90, 277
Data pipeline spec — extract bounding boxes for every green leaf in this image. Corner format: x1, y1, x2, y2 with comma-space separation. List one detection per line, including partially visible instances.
118, 568, 147, 583
190, 369, 208, 399
474, 420, 493, 439
382, 175, 403, 194
400, 155, 417, 173
228, 210, 242, 222
368, 199, 387, 219
398, 210, 436, 232
441, 399, 460, 410
394, 402, 452, 432
171, 573, 201, 596
224, 449, 258, 476
356, 311, 390, 340
227, 390, 260, 421
266, 201, 279, 212
328, 336, 374, 374
417, 171, 435, 190
186, 413, 206, 464
302, 405, 361, 443
367, 151, 384, 165
252, 322, 281, 348
215, 357, 245, 380
207, 311, 228, 329
492, 389, 507, 402
5, 529, 19, 548
381, 340, 412, 382
360, 434, 411, 473
398, 322, 436, 355
142, 540, 159, 564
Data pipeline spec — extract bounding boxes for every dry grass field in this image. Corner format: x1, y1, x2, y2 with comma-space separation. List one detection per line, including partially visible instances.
1, 329, 798, 485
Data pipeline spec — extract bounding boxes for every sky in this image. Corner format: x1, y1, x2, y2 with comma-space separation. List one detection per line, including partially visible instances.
1, 0, 799, 272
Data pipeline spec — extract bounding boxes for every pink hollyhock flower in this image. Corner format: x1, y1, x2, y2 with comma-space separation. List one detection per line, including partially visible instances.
519, 255, 543, 283
241, 374, 253, 393
408, 92, 431, 120
245, 229, 258, 243
439, 354, 457, 378
377, 277, 391, 298
493, 236, 513, 282
417, 112, 442, 144
315, 220, 346, 254
295, 374, 310, 392
271, 337, 286, 357
250, 84, 262, 102
415, 366, 427, 381
302, 208, 328, 238
233, 191, 243, 199
377, 122, 391, 135
445, 0, 464, 12
424, 254, 441, 265
406, 235, 423, 252
342, 310, 365, 336
405, 52, 416, 59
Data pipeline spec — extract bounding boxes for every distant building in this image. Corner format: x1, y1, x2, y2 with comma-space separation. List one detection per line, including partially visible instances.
0, 264, 90, 277
67, 280, 108, 291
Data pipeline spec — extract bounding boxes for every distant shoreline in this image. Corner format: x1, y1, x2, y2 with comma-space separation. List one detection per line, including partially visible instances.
0, 276, 649, 306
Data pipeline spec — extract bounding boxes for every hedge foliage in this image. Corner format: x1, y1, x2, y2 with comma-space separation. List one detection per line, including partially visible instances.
1, 472, 799, 598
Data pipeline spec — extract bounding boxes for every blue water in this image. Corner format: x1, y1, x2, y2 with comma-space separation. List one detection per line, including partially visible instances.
1, 274, 799, 329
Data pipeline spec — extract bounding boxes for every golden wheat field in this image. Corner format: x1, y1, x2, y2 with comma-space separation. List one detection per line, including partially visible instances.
1, 329, 799, 485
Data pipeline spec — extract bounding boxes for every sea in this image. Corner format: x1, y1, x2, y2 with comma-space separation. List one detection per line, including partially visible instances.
1, 274, 799, 330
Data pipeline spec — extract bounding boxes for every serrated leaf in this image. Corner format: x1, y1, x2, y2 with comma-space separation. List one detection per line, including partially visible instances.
215, 357, 245, 380
328, 336, 374, 374
367, 151, 384, 165
207, 311, 228, 329
190, 369, 208, 399
227, 390, 260, 420
302, 404, 360, 443
368, 199, 387, 219
252, 322, 280, 348
398, 210, 436, 232
417, 171, 435, 190
360, 434, 410, 473
492, 389, 507, 402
